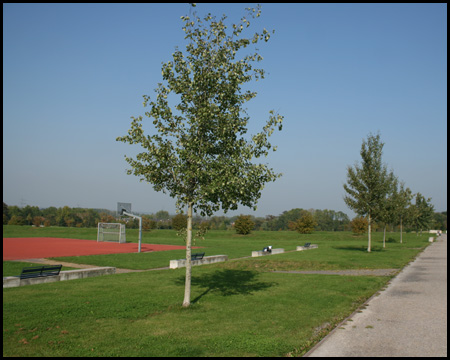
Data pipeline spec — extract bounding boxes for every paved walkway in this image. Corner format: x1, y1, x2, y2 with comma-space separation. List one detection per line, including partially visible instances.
306, 234, 447, 357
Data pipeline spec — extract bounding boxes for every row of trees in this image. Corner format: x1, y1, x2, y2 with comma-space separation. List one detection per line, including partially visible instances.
2, 204, 174, 229
3, 202, 445, 234
343, 133, 440, 252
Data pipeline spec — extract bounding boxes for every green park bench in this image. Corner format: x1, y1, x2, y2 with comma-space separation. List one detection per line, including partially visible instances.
191, 252, 205, 261
19, 265, 63, 280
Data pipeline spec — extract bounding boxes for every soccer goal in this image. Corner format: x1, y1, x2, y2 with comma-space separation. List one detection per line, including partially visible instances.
97, 223, 126, 243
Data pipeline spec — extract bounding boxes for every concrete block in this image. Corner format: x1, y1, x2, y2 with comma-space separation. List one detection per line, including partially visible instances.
3, 267, 116, 288
252, 248, 284, 257
59, 267, 116, 281
3, 276, 21, 288
170, 255, 228, 269
296, 244, 318, 251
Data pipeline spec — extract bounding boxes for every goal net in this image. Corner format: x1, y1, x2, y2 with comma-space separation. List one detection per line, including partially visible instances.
97, 223, 126, 243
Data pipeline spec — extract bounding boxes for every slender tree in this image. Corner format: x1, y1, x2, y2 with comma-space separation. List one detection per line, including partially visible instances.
378, 171, 398, 248
343, 133, 391, 252
117, 4, 283, 307
408, 193, 434, 235
394, 182, 413, 243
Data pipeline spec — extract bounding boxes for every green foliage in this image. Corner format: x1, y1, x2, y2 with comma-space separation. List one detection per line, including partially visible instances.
234, 215, 255, 235
313, 209, 350, 231
7, 215, 26, 226
343, 133, 392, 251
350, 216, 368, 235
288, 211, 317, 234
343, 133, 391, 219
432, 211, 447, 231
142, 216, 157, 231
408, 193, 435, 234
116, 4, 283, 218
3, 202, 9, 224
172, 213, 188, 231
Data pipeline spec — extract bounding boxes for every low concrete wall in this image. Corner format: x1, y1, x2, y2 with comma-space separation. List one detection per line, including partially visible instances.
296, 244, 318, 251
170, 255, 228, 269
3, 267, 116, 288
252, 248, 284, 257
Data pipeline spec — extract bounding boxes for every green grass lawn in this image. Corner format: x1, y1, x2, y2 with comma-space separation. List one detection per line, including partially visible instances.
3, 226, 433, 356
3, 266, 388, 357
3, 226, 432, 270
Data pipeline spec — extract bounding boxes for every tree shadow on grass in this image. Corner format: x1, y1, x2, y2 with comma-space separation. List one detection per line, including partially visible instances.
175, 269, 277, 304
332, 245, 384, 252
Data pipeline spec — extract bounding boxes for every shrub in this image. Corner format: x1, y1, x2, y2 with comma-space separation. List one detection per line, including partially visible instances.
289, 211, 317, 234
8, 215, 26, 226
350, 216, 368, 235
172, 213, 188, 231
234, 215, 255, 235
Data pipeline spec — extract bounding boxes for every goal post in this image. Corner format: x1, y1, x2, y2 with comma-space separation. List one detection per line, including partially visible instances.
97, 223, 126, 243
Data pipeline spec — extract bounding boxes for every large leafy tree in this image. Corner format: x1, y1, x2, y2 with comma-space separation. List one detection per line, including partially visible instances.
343, 133, 391, 252
117, 4, 283, 307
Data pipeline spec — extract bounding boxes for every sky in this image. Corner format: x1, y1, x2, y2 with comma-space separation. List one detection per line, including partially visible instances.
3, 3, 447, 218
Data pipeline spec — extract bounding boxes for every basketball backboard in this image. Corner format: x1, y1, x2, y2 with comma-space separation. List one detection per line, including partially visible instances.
117, 202, 132, 216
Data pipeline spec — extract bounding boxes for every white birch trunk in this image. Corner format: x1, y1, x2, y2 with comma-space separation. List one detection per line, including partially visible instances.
182, 203, 193, 308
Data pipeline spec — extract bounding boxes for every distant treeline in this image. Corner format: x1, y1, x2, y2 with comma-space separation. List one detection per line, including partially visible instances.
2, 203, 447, 232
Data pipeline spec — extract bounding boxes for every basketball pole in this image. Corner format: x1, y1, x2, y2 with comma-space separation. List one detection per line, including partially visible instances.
122, 211, 142, 253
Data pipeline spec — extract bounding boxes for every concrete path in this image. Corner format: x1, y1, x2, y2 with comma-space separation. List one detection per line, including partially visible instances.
306, 234, 447, 357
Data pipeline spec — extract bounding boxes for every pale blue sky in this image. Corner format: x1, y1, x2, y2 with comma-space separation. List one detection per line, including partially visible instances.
3, 3, 447, 218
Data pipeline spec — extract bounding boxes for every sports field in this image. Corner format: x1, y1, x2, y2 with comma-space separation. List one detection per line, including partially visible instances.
3, 237, 197, 261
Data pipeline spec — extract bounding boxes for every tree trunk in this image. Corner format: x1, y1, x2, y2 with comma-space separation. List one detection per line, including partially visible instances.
367, 212, 371, 253
182, 203, 193, 308
383, 225, 386, 248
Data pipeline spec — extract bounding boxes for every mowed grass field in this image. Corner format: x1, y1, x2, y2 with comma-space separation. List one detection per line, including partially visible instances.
3, 226, 433, 357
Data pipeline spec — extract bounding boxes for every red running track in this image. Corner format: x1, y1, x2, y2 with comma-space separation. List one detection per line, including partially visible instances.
3, 237, 196, 261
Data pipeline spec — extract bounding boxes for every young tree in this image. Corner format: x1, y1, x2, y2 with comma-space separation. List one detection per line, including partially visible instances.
408, 193, 434, 235
393, 182, 413, 244
378, 171, 398, 248
343, 133, 391, 252
117, 4, 283, 307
